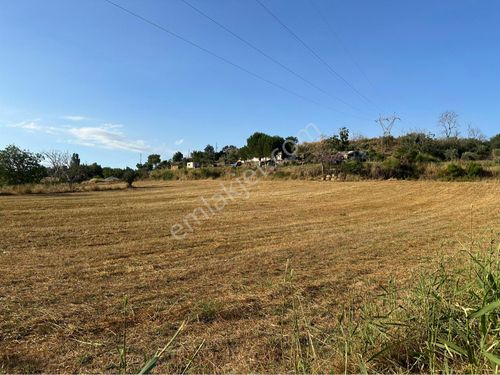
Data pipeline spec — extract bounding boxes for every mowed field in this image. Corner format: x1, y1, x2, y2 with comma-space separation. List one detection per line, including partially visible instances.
0, 180, 499, 373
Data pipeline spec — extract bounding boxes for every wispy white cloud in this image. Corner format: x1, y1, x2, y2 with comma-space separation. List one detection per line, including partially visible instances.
62, 115, 87, 121
7, 120, 43, 131
175, 138, 184, 145
68, 125, 151, 153
7, 120, 152, 153
6, 120, 63, 135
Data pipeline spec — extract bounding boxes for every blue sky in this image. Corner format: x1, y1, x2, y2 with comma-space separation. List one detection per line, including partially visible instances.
1, 0, 499, 167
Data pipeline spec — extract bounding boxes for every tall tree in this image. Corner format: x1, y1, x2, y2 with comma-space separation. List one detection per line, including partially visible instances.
0, 145, 46, 185
172, 152, 183, 163
339, 127, 350, 151
221, 145, 240, 164
204, 145, 215, 164
68, 153, 84, 184
147, 154, 161, 169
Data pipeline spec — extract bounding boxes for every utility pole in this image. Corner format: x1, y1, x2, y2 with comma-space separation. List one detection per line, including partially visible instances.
375, 114, 401, 137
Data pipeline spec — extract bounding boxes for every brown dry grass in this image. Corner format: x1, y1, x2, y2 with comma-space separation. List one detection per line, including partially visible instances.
0, 180, 498, 373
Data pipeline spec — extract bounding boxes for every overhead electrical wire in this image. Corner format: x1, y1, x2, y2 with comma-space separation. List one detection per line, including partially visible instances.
309, 0, 378, 95
104, 0, 371, 120
254, 0, 379, 112
179, 0, 369, 117
308, 1, 423, 131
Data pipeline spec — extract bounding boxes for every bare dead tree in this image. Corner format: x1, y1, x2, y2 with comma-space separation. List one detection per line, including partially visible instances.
375, 114, 401, 137
466, 122, 485, 140
43, 150, 71, 181
438, 111, 459, 138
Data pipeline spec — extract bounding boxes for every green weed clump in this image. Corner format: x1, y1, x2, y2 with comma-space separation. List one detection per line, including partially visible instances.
440, 162, 490, 180
346, 244, 500, 373
279, 240, 499, 374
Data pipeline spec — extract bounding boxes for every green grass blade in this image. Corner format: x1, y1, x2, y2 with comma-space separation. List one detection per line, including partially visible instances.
471, 300, 500, 318
436, 339, 467, 357
482, 351, 500, 366
138, 356, 159, 375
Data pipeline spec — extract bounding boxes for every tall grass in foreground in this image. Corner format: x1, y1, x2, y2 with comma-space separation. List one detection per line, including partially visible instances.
111, 242, 497, 374
280, 241, 499, 374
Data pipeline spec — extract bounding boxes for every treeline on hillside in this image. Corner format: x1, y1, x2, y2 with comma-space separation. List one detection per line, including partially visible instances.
1, 126, 499, 187
135, 132, 298, 171
295, 129, 500, 180
0, 147, 138, 187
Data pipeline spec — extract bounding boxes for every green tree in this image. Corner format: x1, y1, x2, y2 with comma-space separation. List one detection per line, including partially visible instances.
326, 127, 350, 151
103, 167, 125, 179
122, 168, 137, 188
191, 151, 205, 164
221, 145, 240, 164
204, 144, 215, 164
490, 134, 500, 149
81, 162, 103, 179
68, 153, 85, 184
0, 145, 46, 185
172, 152, 183, 163
246, 132, 271, 158
147, 154, 161, 170
282, 136, 298, 158
339, 127, 350, 151
246, 132, 285, 158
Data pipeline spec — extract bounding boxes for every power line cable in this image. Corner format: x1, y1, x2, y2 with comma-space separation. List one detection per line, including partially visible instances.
179, 0, 369, 117
309, 1, 426, 132
255, 0, 379, 111
103, 0, 370, 120
309, 0, 377, 94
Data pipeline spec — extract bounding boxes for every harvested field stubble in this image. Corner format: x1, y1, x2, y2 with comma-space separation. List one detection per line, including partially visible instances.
0, 180, 498, 372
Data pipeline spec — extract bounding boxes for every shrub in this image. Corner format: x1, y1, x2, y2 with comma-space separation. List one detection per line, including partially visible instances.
493, 148, 500, 162
465, 162, 488, 178
190, 167, 221, 179
461, 151, 480, 161
378, 157, 418, 179
162, 170, 176, 180
273, 170, 291, 179
151, 169, 177, 180
440, 163, 465, 180
415, 152, 440, 163
444, 148, 459, 161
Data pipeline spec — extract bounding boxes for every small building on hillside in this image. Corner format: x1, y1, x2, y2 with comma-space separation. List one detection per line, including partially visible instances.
187, 162, 200, 169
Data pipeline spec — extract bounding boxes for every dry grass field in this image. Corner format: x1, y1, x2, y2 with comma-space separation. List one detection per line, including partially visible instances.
0, 180, 499, 373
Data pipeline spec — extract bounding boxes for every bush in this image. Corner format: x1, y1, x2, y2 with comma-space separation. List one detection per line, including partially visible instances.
415, 152, 440, 163
465, 162, 488, 178
272, 170, 292, 179
461, 152, 480, 161
188, 167, 221, 180
444, 148, 459, 161
151, 169, 177, 180
338, 160, 365, 176
162, 170, 176, 180
440, 163, 466, 180
378, 157, 418, 179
